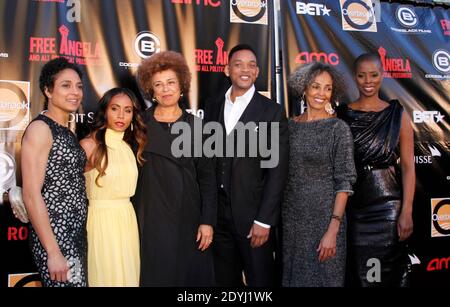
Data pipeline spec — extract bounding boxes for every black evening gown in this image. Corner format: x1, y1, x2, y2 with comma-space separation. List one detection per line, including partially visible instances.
338, 100, 410, 287
133, 108, 217, 287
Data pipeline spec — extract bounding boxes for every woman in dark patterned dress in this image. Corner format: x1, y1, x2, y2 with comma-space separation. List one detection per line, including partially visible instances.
21, 58, 88, 287
283, 62, 356, 287
337, 53, 415, 287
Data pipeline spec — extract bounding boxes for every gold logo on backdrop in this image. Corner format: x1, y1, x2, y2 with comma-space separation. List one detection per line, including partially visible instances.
230, 0, 268, 25
340, 0, 377, 32
431, 198, 450, 237
0, 80, 30, 131
8, 273, 42, 287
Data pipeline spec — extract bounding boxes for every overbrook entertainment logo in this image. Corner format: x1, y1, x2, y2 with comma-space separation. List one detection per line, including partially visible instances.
340, 0, 379, 32
431, 198, 450, 237
0, 80, 30, 131
230, 0, 268, 25
170, 120, 280, 168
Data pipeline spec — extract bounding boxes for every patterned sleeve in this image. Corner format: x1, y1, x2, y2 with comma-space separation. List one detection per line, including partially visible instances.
332, 120, 357, 195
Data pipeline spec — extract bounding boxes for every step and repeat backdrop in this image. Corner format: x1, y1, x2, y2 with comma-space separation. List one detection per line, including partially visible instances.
0, 0, 449, 287
0, 0, 273, 287
280, 0, 449, 287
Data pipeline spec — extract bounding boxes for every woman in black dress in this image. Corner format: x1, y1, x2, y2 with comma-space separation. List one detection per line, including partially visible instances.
21, 58, 88, 287
337, 53, 415, 287
134, 51, 217, 286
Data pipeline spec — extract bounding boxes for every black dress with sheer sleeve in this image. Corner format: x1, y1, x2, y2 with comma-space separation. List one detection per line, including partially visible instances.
338, 100, 410, 287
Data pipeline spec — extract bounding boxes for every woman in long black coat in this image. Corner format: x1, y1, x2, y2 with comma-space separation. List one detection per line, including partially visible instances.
134, 51, 217, 286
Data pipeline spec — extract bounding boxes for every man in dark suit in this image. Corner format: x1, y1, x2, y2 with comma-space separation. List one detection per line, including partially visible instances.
204, 44, 289, 287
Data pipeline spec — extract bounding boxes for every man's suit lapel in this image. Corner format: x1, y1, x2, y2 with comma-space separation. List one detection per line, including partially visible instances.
238, 92, 265, 125
231, 92, 266, 166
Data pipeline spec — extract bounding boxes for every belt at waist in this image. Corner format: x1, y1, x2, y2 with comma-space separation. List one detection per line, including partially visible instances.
358, 164, 395, 172
88, 198, 131, 208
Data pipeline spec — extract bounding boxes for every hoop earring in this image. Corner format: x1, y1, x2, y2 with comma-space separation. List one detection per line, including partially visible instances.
299, 94, 306, 114
130, 122, 134, 131
180, 92, 184, 98
152, 97, 157, 103
325, 102, 335, 115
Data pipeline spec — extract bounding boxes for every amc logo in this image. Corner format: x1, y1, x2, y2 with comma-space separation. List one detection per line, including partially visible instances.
427, 257, 450, 272
431, 198, 450, 238
171, 0, 221, 6
295, 52, 339, 66
9, 273, 42, 287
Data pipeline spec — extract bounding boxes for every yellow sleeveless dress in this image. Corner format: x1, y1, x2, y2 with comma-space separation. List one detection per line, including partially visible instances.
85, 128, 140, 286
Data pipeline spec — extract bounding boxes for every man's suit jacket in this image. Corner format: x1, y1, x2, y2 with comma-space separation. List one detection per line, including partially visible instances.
204, 91, 289, 235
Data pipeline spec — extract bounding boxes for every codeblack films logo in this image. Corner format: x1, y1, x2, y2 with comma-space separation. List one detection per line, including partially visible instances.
431, 198, 450, 238
340, 0, 378, 32
0, 80, 30, 131
134, 31, 161, 59
119, 31, 162, 70
425, 49, 450, 80
230, 0, 268, 25
390, 5, 432, 34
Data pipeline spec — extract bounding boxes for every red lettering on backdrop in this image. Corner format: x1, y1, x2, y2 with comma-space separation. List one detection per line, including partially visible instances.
378, 47, 412, 79
194, 37, 227, 73
29, 25, 101, 65
171, 0, 221, 7
7, 226, 28, 241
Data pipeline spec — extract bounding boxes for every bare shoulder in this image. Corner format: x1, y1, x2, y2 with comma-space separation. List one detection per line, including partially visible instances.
22, 120, 52, 145
400, 109, 413, 130
79, 136, 97, 158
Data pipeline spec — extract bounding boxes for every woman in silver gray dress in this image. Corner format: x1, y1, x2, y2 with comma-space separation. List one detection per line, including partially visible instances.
282, 62, 356, 287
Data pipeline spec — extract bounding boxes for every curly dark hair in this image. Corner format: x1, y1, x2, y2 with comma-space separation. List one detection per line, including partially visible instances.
137, 51, 191, 101
288, 62, 346, 107
39, 57, 83, 105
89, 87, 147, 187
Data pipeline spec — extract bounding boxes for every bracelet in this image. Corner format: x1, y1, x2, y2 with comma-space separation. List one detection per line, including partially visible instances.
331, 214, 343, 222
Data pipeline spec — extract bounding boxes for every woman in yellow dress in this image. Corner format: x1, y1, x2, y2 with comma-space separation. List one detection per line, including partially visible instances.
80, 87, 146, 286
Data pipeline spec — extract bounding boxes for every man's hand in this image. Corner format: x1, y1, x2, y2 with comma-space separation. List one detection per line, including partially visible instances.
247, 223, 270, 248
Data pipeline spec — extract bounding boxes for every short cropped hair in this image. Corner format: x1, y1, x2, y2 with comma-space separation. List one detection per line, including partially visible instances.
228, 44, 257, 63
